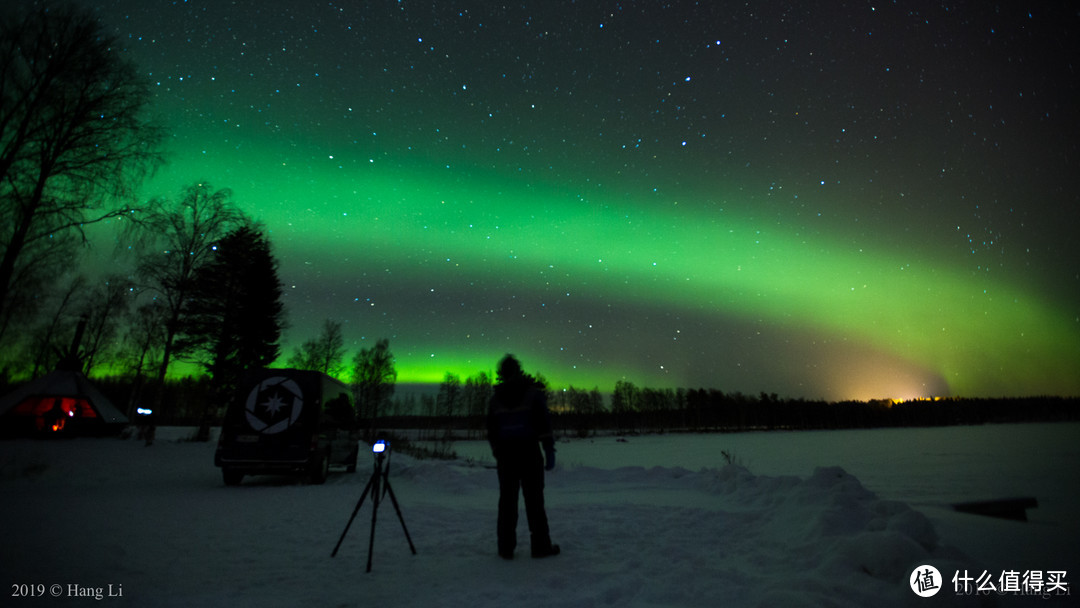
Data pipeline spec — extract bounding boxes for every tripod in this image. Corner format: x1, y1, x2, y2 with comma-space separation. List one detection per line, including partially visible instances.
331, 441, 417, 572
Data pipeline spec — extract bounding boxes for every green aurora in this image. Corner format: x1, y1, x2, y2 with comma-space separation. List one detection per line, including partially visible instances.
70, 0, 1080, 399
123, 138, 1079, 399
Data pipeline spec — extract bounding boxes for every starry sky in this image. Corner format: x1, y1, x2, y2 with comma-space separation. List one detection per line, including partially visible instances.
78, 0, 1078, 400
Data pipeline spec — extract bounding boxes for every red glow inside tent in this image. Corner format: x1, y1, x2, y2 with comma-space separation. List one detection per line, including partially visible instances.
0, 371, 126, 436
11, 397, 100, 432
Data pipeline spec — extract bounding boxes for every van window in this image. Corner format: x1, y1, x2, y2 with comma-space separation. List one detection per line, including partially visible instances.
324, 393, 355, 427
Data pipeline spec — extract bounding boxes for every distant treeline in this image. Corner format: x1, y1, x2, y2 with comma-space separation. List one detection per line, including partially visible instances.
51, 376, 1078, 437
386, 391, 1080, 439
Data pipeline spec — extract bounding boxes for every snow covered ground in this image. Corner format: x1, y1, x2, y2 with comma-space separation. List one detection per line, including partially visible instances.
2, 422, 1076, 607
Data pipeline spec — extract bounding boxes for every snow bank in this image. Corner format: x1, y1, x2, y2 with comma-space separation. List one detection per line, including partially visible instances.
0, 433, 993, 607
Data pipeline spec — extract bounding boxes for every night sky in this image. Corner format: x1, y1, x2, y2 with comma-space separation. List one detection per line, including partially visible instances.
79, 0, 1078, 400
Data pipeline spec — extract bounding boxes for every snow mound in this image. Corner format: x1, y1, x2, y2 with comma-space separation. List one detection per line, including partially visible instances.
392, 457, 973, 607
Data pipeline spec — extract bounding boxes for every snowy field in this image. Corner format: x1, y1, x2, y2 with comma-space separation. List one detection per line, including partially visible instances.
2, 422, 1077, 607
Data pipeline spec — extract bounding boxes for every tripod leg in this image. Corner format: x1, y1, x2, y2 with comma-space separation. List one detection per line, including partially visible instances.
382, 477, 417, 554
331, 474, 374, 557
365, 471, 381, 572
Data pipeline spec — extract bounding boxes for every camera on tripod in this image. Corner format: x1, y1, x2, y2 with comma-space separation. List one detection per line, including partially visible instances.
331, 435, 416, 572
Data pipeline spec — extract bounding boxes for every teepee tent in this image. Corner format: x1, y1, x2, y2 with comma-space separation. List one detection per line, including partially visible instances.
0, 370, 129, 436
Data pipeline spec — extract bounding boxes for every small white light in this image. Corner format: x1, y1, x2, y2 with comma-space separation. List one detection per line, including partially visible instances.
372, 440, 387, 454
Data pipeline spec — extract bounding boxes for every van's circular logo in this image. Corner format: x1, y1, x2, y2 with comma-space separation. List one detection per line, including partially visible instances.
245, 377, 304, 434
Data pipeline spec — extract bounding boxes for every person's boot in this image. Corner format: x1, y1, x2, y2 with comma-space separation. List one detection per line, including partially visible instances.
531, 543, 560, 558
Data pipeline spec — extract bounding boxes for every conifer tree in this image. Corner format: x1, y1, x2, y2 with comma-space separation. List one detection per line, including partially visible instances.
184, 225, 285, 438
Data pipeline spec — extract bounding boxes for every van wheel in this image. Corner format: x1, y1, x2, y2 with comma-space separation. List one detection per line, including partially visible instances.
223, 469, 243, 486
309, 453, 329, 484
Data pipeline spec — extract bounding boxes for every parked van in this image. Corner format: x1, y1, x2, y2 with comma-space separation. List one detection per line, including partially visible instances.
215, 369, 359, 485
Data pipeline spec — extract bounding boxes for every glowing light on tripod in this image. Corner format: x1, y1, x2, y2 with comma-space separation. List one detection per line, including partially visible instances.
372, 440, 387, 454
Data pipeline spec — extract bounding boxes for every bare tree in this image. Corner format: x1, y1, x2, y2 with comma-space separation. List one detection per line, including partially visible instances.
351, 338, 396, 439
119, 301, 168, 419
287, 319, 347, 376
126, 183, 246, 388
437, 372, 461, 440
464, 372, 493, 417
80, 275, 135, 375
0, 226, 78, 352
462, 372, 493, 438
26, 274, 86, 377
0, 4, 164, 325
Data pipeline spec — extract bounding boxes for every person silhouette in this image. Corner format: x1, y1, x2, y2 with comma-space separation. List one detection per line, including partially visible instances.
43, 398, 66, 433
486, 355, 559, 559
